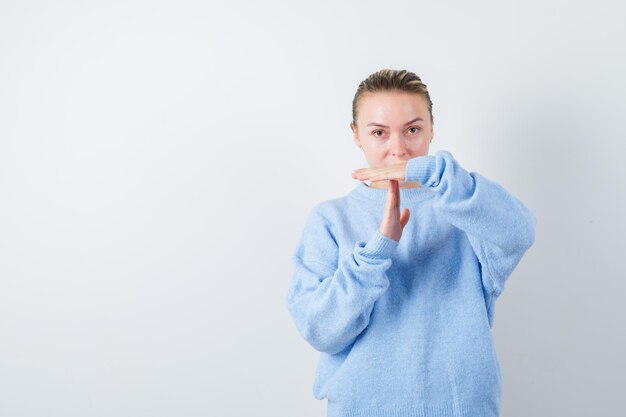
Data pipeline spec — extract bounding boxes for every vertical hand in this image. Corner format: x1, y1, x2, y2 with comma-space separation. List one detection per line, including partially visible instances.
378, 179, 410, 242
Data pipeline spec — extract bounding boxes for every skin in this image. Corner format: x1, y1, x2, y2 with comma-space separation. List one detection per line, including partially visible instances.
349, 91, 434, 242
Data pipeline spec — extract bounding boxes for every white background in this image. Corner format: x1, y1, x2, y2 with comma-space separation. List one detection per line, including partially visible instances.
1, 1, 625, 416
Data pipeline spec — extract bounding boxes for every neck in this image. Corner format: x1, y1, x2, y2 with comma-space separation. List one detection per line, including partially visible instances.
367, 180, 421, 189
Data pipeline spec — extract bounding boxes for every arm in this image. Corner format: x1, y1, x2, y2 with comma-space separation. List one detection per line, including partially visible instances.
405, 150, 537, 300
285, 206, 398, 354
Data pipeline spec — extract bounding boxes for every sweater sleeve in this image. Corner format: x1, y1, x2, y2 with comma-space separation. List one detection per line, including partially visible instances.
285, 206, 398, 354
405, 150, 536, 301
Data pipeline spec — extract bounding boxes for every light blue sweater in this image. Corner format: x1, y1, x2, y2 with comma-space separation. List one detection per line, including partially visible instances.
285, 150, 536, 417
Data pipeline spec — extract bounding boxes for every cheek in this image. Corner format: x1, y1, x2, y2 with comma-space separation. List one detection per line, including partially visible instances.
410, 140, 430, 155
411, 139, 429, 149
363, 148, 384, 160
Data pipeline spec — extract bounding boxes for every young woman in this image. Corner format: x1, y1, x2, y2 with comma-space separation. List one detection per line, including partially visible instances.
285, 69, 536, 417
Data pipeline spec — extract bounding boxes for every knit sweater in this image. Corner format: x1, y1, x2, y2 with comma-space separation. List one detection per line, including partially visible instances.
285, 150, 536, 417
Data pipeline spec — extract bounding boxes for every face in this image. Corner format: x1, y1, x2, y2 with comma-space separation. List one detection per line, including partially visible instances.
350, 91, 434, 170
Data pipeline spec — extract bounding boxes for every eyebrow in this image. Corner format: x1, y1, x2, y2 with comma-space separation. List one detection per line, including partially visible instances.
366, 117, 424, 128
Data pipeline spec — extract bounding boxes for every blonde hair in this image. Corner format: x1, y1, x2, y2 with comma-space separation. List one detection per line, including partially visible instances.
351, 69, 434, 127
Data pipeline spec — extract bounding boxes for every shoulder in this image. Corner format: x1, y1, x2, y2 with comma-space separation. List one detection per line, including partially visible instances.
296, 193, 351, 244
306, 194, 351, 225
293, 198, 346, 264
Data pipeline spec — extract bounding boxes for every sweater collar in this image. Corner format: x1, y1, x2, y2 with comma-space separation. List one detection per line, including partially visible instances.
348, 182, 434, 204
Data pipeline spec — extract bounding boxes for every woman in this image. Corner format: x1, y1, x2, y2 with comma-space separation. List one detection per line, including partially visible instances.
285, 69, 536, 417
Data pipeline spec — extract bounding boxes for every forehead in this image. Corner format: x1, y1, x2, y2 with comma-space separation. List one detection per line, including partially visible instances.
358, 91, 429, 121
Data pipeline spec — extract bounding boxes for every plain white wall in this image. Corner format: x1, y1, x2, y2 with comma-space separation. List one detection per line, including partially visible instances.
1, 1, 625, 416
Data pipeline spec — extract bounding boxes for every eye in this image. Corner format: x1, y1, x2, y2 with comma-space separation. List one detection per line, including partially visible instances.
372, 130, 384, 137
408, 127, 421, 134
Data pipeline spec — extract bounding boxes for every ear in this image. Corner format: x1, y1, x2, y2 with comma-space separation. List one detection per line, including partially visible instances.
350, 122, 361, 147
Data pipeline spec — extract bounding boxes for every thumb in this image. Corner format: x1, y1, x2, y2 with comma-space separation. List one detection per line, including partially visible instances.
399, 208, 410, 229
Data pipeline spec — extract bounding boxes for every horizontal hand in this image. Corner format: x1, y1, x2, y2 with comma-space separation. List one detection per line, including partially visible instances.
351, 161, 407, 183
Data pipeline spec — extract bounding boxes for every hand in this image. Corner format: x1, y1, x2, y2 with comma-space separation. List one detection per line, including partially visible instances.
378, 179, 410, 242
351, 161, 407, 183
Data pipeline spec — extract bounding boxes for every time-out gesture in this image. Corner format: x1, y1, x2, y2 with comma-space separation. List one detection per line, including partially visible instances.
352, 161, 411, 242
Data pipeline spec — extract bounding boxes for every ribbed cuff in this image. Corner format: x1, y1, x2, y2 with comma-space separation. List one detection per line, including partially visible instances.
358, 229, 399, 259
405, 155, 436, 186
328, 402, 499, 417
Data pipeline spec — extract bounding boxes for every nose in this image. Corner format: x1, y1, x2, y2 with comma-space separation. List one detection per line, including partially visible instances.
389, 133, 407, 157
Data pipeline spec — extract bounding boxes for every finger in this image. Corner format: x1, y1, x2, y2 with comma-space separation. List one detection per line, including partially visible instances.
385, 181, 400, 223
392, 179, 400, 210
371, 167, 391, 182
400, 208, 410, 228
353, 164, 404, 182
379, 166, 405, 182
384, 180, 396, 214
384, 179, 392, 206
